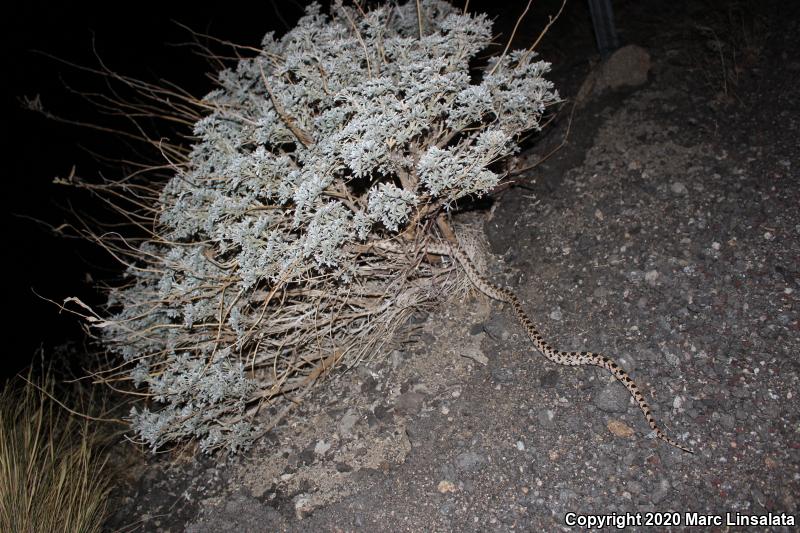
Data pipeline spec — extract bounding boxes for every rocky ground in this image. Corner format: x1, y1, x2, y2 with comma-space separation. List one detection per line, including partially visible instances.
105, 1, 799, 531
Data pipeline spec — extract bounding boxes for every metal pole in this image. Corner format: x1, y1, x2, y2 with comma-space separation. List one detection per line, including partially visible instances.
587, 0, 620, 57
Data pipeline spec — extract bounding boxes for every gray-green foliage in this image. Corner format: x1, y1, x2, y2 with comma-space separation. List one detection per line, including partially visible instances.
103, 0, 558, 453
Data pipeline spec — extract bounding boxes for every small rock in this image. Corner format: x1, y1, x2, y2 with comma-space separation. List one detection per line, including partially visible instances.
607, 419, 635, 438
594, 382, 630, 413
462, 345, 489, 365
628, 270, 645, 283
670, 182, 688, 194
483, 314, 510, 340
314, 440, 331, 456
549, 308, 563, 321
390, 350, 404, 369
294, 494, 313, 519
437, 480, 457, 493
455, 451, 485, 471
664, 351, 681, 366
717, 413, 735, 430
395, 391, 425, 414
338, 410, 359, 437
335, 462, 353, 473
595, 44, 652, 91
537, 409, 556, 427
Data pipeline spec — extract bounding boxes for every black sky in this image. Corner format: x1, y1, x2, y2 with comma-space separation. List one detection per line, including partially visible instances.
4, 2, 313, 377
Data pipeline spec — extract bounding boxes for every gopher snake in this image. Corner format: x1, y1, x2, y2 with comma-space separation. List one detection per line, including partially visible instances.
376, 238, 694, 454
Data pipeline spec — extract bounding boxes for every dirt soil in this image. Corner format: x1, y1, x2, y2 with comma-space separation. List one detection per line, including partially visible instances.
105, 1, 799, 531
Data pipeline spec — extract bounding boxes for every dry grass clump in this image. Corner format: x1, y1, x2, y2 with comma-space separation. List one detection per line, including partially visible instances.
0, 367, 114, 533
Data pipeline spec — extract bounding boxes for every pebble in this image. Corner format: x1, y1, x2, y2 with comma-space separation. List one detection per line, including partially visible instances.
672, 395, 684, 410
390, 350, 404, 369
670, 182, 687, 194
549, 308, 563, 321
537, 409, 556, 427
314, 440, 331, 456
483, 314, 510, 340
437, 480, 457, 493
455, 451, 485, 471
293, 495, 316, 520
628, 270, 645, 283
462, 345, 489, 365
607, 419, 634, 438
395, 391, 425, 414
338, 410, 359, 438
594, 382, 630, 413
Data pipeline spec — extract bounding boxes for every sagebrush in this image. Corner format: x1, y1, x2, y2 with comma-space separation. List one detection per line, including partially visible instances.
67, 0, 558, 453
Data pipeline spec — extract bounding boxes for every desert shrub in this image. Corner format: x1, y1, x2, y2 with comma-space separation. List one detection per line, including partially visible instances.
68, 0, 558, 453
0, 368, 113, 533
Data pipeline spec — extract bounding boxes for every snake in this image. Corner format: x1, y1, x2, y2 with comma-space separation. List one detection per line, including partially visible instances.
375, 238, 694, 454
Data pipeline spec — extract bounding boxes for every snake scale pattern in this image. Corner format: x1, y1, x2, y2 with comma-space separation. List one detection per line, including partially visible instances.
380, 238, 694, 454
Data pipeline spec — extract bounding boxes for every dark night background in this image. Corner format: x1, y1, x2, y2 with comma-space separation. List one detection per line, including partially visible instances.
5, 1, 572, 380
4, 2, 313, 379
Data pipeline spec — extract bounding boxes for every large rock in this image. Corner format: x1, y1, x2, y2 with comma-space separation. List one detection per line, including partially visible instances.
577, 44, 652, 104
597, 44, 652, 90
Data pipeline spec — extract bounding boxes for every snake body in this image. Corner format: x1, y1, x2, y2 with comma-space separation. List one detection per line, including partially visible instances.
379, 238, 693, 454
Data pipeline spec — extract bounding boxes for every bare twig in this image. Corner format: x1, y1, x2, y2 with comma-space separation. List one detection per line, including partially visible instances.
489, 0, 533, 77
